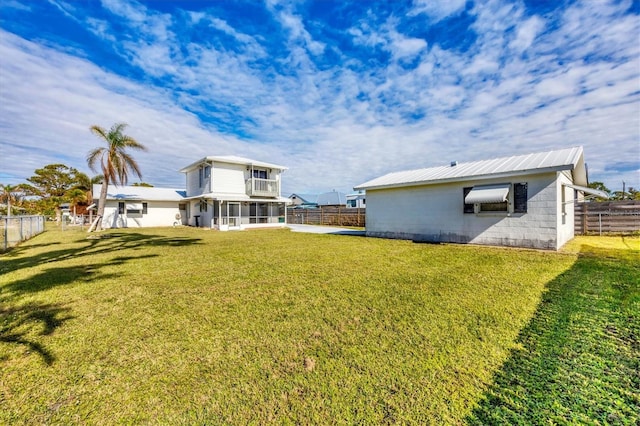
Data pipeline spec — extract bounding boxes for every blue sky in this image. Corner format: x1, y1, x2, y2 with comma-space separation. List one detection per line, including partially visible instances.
0, 0, 638, 194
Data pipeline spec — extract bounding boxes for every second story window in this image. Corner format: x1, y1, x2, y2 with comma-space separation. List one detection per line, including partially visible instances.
252, 169, 267, 179
199, 164, 211, 188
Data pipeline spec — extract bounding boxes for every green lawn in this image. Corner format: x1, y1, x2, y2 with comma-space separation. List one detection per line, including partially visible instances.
1, 226, 638, 424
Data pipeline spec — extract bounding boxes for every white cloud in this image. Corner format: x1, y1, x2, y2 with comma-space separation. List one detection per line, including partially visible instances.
0, 0, 30, 11
0, 30, 243, 187
509, 15, 545, 52
410, 0, 466, 22
0, 0, 638, 194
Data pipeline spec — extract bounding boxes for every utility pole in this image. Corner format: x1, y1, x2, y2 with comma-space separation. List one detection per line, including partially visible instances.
622, 181, 626, 200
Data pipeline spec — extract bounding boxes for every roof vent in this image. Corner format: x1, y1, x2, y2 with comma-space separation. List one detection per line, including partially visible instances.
450, 161, 458, 167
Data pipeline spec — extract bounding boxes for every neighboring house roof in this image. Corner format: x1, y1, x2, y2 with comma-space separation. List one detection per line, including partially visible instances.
93, 185, 186, 201
289, 193, 319, 204
179, 155, 288, 173
346, 191, 366, 199
354, 146, 588, 191
317, 191, 347, 205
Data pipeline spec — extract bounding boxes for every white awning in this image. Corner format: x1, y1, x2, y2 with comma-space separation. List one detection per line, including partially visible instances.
465, 184, 510, 204
564, 184, 609, 199
126, 203, 143, 210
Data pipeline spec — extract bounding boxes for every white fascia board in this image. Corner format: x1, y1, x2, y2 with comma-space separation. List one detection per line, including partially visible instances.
178, 158, 210, 173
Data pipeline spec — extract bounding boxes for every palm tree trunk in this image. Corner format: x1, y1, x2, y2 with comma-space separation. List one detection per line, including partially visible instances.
94, 180, 110, 232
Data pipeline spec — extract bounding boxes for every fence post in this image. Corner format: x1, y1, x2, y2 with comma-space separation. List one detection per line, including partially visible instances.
583, 203, 588, 234
598, 213, 602, 236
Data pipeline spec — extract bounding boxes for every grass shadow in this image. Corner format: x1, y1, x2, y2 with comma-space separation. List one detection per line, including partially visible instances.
0, 301, 73, 365
466, 246, 639, 424
1, 229, 198, 365
0, 231, 201, 277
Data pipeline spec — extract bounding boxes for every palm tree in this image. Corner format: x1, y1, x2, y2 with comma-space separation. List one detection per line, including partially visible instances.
87, 123, 147, 231
0, 184, 18, 218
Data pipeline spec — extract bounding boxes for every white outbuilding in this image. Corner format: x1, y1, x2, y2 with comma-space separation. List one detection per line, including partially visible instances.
354, 146, 607, 250
93, 185, 187, 229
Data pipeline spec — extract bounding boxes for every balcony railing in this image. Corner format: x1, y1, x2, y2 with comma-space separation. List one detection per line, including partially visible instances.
246, 178, 279, 197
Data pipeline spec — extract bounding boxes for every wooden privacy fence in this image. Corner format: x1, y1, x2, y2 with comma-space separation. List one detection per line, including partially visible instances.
574, 200, 640, 235
287, 207, 365, 227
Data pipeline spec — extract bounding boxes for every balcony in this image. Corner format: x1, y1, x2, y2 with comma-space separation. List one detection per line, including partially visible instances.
246, 178, 279, 197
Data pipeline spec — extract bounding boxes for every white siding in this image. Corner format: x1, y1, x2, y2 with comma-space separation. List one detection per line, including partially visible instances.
101, 201, 181, 229
186, 169, 200, 197
556, 172, 575, 249
365, 172, 563, 250
212, 162, 247, 194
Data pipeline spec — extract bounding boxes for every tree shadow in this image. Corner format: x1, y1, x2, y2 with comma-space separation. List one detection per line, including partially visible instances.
1, 230, 201, 365
466, 246, 639, 424
0, 301, 73, 365
1, 231, 201, 277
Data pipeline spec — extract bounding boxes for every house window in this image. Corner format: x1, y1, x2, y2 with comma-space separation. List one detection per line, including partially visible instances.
479, 201, 508, 212
142, 203, 148, 214
253, 169, 267, 179
200, 200, 208, 212
464, 183, 527, 214
126, 203, 143, 215
463, 187, 474, 214
118, 202, 125, 214
198, 165, 211, 188
513, 183, 527, 213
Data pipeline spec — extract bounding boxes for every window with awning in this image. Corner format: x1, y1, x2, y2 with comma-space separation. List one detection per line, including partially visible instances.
463, 183, 528, 214
464, 184, 511, 204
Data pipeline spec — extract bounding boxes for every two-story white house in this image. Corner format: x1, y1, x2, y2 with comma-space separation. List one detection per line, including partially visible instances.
179, 155, 291, 230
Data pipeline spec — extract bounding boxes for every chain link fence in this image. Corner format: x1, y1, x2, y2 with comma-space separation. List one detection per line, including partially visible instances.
1, 215, 46, 251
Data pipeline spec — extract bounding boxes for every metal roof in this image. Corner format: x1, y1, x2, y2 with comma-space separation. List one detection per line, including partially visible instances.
179, 155, 288, 173
316, 191, 347, 206
354, 146, 587, 190
94, 185, 186, 201
289, 193, 319, 204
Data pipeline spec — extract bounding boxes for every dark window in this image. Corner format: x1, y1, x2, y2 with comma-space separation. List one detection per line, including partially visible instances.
142, 203, 148, 214
513, 183, 528, 213
463, 187, 474, 214
118, 202, 125, 214
253, 169, 267, 179
479, 201, 508, 212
